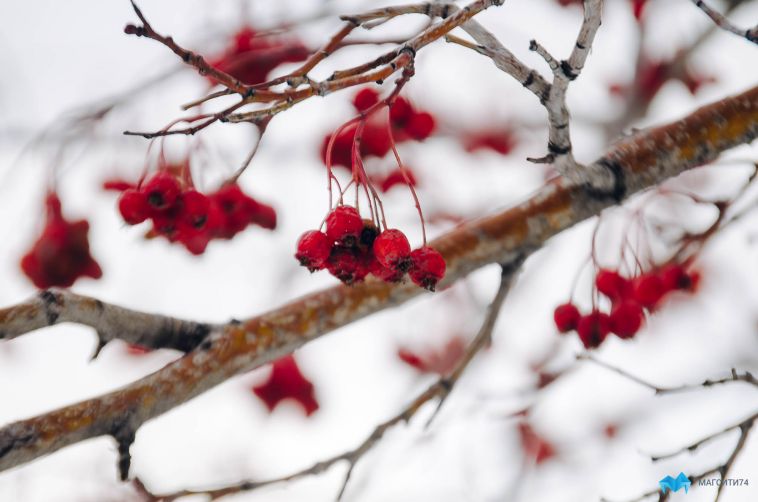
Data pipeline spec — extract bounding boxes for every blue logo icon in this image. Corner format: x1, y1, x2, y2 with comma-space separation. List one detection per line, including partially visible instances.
659, 472, 691, 494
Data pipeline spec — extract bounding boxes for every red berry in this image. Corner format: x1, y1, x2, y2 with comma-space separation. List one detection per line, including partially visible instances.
325, 206, 363, 245
143, 172, 181, 210
389, 97, 413, 126
405, 111, 435, 140
610, 301, 644, 339
595, 269, 631, 302
353, 87, 380, 112
326, 246, 369, 285
380, 168, 417, 193
373, 229, 411, 270
179, 190, 210, 229
118, 189, 150, 225
295, 230, 331, 271
361, 123, 392, 158
553, 303, 580, 333
409, 246, 446, 291
21, 193, 102, 289
633, 273, 666, 308
251, 201, 277, 230
576, 311, 611, 349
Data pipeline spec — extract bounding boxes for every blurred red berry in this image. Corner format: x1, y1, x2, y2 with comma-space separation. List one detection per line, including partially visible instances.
576, 311, 611, 349
143, 172, 181, 211
553, 302, 580, 333
252, 355, 319, 416
380, 168, 417, 193
353, 87, 380, 112
406, 111, 436, 140
21, 193, 102, 289
179, 190, 211, 229
633, 273, 666, 308
118, 189, 150, 225
610, 301, 644, 339
595, 269, 632, 302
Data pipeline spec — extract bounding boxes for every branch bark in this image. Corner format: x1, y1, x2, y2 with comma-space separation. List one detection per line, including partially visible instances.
0, 84, 756, 476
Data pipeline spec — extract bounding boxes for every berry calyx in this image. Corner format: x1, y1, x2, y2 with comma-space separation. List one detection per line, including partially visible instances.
576, 311, 611, 349
325, 205, 363, 245
610, 301, 644, 339
373, 229, 411, 271
118, 189, 150, 225
295, 230, 331, 271
409, 246, 446, 291
553, 303, 580, 333
143, 172, 181, 210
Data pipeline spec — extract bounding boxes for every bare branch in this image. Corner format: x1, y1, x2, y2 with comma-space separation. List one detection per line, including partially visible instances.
579, 355, 758, 394
0, 85, 756, 477
0, 289, 215, 356
691, 0, 758, 45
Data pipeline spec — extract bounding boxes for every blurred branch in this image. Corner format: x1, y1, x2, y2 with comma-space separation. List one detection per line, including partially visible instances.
0, 83, 756, 482
579, 355, 758, 394
607, 411, 757, 502
691, 0, 758, 45
138, 260, 523, 501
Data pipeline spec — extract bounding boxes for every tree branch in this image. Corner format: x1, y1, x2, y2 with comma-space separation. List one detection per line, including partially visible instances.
0, 84, 756, 476
691, 0, 758, 45
0, 289, 215, 357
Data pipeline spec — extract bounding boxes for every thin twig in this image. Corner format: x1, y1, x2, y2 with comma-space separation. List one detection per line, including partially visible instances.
690, 0, 758, 45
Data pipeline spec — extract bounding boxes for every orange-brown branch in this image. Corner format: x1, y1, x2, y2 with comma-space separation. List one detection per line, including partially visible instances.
0, 84, 756, 476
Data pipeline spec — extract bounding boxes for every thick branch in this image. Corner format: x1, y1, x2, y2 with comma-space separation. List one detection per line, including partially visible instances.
0, 85, 756, 475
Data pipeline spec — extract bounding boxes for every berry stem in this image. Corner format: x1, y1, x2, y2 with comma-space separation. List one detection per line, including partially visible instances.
386, 114, 426, 245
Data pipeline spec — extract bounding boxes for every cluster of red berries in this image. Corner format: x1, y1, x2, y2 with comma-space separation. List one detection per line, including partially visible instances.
322, 88, 436, 169
462, 129, 518, 156
21, 193, 102, 289
117, 171, 276, 255
295, 205, 446, 290
554, 264, 699, 349
209, 26, 309, 86
609, 58, 715, 104
372, 167, 418, 193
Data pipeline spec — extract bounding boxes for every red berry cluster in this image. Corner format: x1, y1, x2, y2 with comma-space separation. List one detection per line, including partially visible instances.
610, 59, 715, 104
373, 167, 418, 193
295, 205, 446, 290
321, 88, 436, 169
462, 129, 518, 156
21, 193, 102, 289
554, 264, 699, 349
209, 26, 309, 86
118, 171, 276, 255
